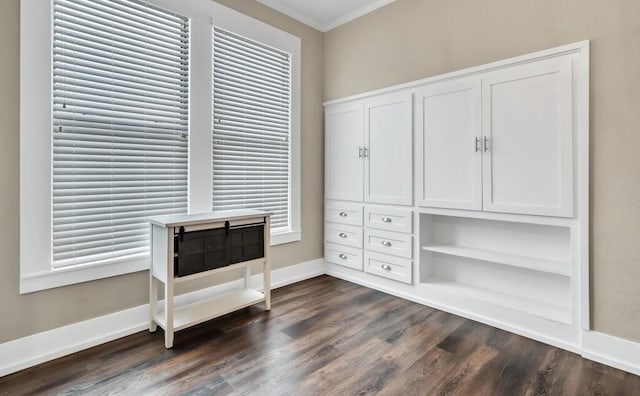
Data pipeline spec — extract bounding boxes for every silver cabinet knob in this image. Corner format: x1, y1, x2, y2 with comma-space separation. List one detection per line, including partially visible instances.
381, 240, 392, 247
339, 212, 348, 217
338, 232, 347, 238
381, 264, 392, 271
338, 253, 347, 260
381, 217, 392, 223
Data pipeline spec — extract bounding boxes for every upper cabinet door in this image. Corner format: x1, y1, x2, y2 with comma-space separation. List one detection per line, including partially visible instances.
415, 79, 482, 210
482, 57, 574, 217
325, 101, 364, 202
364, 91, 413, 206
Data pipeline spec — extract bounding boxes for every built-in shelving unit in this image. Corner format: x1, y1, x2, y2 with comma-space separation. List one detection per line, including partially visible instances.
419, 213, 574, 326
324, 41, 589, 352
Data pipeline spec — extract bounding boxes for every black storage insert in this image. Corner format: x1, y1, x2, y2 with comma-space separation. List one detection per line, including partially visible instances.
174, 221, 265, 277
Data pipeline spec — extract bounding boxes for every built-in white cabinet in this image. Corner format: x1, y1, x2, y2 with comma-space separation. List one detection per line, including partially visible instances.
416, 57, 574, 218
415, 79, 482, 210
364, 91, 413, 206
325, 91, 413, 206
482, 57, 574, 217
324, 91, 414, 277
325, 102, 364, 202
324, 41, 589, 352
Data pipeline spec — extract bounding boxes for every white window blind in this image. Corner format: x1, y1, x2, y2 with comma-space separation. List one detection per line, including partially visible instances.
52, 0, 189, 268
212, 27, 292, 233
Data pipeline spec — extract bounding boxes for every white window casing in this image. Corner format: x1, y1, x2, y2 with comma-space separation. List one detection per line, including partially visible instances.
20, 0, 301, 293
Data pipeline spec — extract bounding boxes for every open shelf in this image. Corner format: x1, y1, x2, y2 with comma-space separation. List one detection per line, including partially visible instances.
155, 289, 265, 331
421, 244, 571, 276
421, 278, 572, 325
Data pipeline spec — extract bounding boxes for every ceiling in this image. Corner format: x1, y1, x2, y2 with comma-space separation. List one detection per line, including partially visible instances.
257, 0, 396, 32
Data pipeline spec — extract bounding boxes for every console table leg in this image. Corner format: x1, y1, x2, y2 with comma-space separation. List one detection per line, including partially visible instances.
149, 276, 158, 332
244, 266, 251, 289
164, 278, 174, 348
264, 260, 271, 311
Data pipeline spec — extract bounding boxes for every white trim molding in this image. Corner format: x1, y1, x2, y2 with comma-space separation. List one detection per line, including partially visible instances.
257, 0, 395, 32
0, 259, 324, 378
582, 331, 640, 377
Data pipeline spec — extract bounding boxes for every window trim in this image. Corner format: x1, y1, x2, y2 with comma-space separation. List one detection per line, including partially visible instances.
20, 0, 301, 293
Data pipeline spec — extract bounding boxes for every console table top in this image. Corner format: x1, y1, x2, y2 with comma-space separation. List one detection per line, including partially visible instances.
148, 209, 271, 228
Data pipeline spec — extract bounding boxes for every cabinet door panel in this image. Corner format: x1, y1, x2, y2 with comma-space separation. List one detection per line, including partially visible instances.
364, 92, 413, 206
325, 102, 364, 202
416, 79, 482, 210
482, 58, 573, 217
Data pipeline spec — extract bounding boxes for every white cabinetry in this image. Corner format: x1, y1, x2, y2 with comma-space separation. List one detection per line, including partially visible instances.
324, 201, 364, 270
364, 91, 413, 206
482, 58, 574, 217
362, 205, 413, 284
325, 91, 413, 206
416, 57, 574, 218
415, 79, 482, 210
325, 102, 364, 202
324, 41, 588, 352
325, 91, 414, 279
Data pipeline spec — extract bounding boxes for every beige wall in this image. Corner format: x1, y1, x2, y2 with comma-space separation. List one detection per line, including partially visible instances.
0, 0, 324, 343
324, 0, 640, 342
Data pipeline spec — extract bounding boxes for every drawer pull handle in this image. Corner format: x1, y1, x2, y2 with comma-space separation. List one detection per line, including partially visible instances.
381, 217, 392, 223
381, 240, 392, 247
381, 264, 392, 271
338, 253, 347, 260
339, 212, 348, 217
338, 232, 348, 238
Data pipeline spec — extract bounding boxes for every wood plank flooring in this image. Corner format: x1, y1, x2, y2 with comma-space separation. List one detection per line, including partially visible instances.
1, 275, 639, 395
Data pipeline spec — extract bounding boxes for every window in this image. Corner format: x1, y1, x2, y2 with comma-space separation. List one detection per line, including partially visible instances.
212, 27, 292, 234
51, 0, 189, 268
21, 0, 300, 292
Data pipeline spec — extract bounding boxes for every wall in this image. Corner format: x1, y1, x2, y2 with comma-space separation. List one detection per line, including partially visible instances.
324, 0, 640, 342
0, 0, 324, 343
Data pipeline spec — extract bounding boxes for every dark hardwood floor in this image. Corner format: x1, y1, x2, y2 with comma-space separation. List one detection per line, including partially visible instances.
1, 275, 639, 395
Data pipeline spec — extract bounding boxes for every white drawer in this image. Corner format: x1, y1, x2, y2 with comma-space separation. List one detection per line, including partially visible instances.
325, 223, 363, 249
325, 243, 363, 271
364, 228, 412, 259
365, 206, 413, 233
364, 251, 412, 284
326, 201, 363, 226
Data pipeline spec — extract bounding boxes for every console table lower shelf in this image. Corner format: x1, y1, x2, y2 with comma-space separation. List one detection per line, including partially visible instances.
153, 289, 266, 332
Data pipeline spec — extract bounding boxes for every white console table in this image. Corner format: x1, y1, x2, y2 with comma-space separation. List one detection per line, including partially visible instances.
147, 210, 271, 348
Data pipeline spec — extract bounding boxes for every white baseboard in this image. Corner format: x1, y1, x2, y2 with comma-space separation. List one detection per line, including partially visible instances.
582, 331, 640, 376
0, 258, 325, 378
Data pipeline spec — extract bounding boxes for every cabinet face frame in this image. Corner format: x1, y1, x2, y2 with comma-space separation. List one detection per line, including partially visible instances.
481, 57, 574, 218
363, 91, 413, 206
415, 78, 483, 211
325, 101, 365, 202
